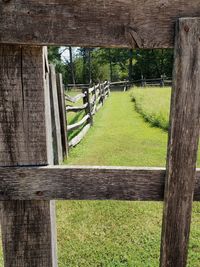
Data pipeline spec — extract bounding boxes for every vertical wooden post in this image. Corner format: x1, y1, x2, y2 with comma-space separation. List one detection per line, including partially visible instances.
102, 82, 105, 104
82, 88, 93, 126
0, 45, 57, 266
160, 18, 200, 267
56, 73, 68, 158
49, 64, 63, 164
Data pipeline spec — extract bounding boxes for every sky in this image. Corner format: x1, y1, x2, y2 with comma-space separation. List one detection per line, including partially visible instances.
60, 47, 79, 62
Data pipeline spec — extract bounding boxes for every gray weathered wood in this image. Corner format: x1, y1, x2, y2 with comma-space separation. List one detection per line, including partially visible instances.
43, 47, 54, 165
96, 102, 103, 112
0, 166, 200, 201
69, 123, 91, 147
56, 73, 68, 157
1, 1, 200, 48
67, 114, 90, 131
66, 103, 88, 112
49, 64, 63, 164
82, 88, 93, 125
65, 93, 85, 103
0, 45, 57, 267
160, 18, 200, 267
43, 47, 58, 267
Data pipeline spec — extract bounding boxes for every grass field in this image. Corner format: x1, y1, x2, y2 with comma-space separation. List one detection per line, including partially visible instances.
1, 89, 200, 267
56, 89, 200, 267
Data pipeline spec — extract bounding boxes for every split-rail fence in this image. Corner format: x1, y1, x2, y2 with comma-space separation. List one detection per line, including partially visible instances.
66, 81, 110, 148
1, 2, 200, 267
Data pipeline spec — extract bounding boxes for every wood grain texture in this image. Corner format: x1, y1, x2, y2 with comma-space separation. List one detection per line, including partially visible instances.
0, 45, 47, 166
49, 64, 63, 164
160, 18, 200, 267
1, 1, 200, 48
0, 166, 200, 201
0, 45, 57, 267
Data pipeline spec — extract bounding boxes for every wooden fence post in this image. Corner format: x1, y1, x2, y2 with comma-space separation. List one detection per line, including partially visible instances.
56, 73, 68, 158
49, 64, 63, 164
82, 88, 93, 126
0, 45, 57, 267
160, 18, 200, 267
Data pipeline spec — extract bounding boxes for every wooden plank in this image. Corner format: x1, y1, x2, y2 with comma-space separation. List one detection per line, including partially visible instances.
0, 45, 57, 267
56, 73, 68, 157
67, 114, 90, 131
160, 18, 200, 267
43, 47, 58, 267
49, 64, 63, 164
43, 47, 54, 165
1, 1, 200, 48
69, 124, 91, 147
0, 46, 47, 166
65, 93, 85, 103
96, 102, 103, 112
66, 103, 88, 112
82, 88, 93, 125
0, 166, 200, 201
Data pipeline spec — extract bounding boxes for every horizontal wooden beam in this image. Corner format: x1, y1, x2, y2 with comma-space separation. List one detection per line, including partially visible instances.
69, 124, 91, 147
67, 114, 89, 131
1, 2, 200, 48
0, 166, 200, 201
66, 103, 88, 112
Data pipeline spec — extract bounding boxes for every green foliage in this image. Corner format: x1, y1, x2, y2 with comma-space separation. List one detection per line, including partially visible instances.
48, 47, 69, 84
48, 47, 174, 85
130, 88, 171, 131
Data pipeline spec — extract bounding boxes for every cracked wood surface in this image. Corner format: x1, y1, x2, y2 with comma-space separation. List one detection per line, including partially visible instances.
1, 1, 200, 48
160, 18, 200, 267
0, 166, 200, 201
0, 45, 47, 166
0, 45, 57, 267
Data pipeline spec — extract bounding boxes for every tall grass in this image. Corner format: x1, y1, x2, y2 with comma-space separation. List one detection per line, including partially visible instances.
130, 87, 171, 131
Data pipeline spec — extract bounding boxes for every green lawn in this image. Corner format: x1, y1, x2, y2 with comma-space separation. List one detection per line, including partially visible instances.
1, 89, 200, 267
65, 91, 168, 166
56, 90, 200, 267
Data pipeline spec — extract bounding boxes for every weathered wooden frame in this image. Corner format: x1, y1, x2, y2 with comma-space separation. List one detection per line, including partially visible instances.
1, 2, 200, 267
0, 166, 200, 202
1, 1, 200, 48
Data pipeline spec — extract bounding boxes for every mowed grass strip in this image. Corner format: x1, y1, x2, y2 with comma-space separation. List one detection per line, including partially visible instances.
65, 91, 168, 166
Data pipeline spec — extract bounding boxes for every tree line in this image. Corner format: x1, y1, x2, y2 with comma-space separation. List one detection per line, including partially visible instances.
48, 47, 174, 85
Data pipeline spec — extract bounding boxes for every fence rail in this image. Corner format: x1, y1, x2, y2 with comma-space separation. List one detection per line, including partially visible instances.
109, 77, 172, 91
65, 81, 110, 148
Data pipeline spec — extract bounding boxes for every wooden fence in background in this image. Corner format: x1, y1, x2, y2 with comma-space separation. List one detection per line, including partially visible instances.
69, 78, 172, 93
66, 81, 110, 148
110, 78, 172, 91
